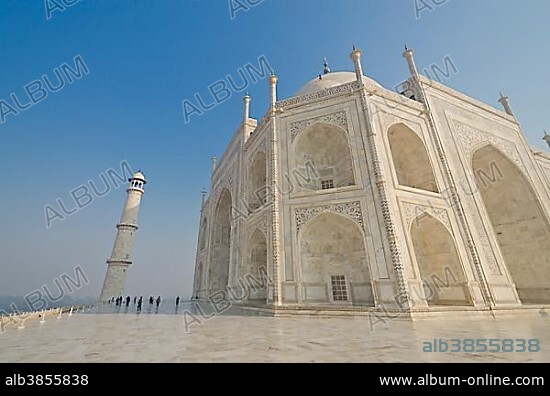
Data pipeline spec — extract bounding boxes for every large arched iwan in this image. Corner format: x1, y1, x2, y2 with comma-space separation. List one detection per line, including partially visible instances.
473, 144, 550, 303
209, 189, 232, 292
410, 213, 471, 306
388, 123, 438, 192
244, 229, 268, 301
293, 123, 355, 190
299, 211, 373, 305
246, 152, 267, 212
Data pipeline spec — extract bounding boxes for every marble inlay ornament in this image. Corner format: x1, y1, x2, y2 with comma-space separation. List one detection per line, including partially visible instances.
276, 82, 356, 110
401, 201, 451, 233
455, 122, 526, 174
250, 217, 268, 238
295, 201, 364, 232
290, 111, 349, 142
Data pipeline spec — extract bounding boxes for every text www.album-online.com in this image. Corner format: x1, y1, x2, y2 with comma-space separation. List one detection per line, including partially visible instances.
379, 374, 544, 387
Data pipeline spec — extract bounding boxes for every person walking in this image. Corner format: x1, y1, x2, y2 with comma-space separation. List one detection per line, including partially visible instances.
137, 296, 143, 312
175, 296, 180, 306
126, 296, 130, 306
156, 296, 161, 308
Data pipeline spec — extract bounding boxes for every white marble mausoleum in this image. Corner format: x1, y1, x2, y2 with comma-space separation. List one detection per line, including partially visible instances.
193, 47, 550, 312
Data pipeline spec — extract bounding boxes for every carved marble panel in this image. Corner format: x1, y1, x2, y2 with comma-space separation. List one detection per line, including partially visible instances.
249, 217, 268, 238
454, 122, 527, 174
276, 82, 356, 109
400, 201, 451, 233
290, 111, 349, 142
295, 201, 364, 233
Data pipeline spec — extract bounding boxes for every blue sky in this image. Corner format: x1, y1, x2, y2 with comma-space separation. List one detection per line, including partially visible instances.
0, 0, 549, 301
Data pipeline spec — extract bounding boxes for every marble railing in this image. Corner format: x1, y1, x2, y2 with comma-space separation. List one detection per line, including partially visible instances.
0, 304, 95, 333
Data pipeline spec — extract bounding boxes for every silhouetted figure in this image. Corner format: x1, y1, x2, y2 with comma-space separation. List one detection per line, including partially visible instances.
149, 296, 154, 304
156, 296, 161, 307
133, 296, 137, 304
126, 296, 130, 306
137, 296, 143, 312
175, 296, 180, 306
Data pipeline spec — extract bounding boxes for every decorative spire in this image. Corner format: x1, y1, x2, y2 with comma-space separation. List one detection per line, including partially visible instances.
268, 72, 278, 114
498, 92, 515, 118
323, 57, 331, 74
543, 130, 550, 149
243, 93, 251, 123
211, 156, 217, 177
402, 46, 418, 77
201, 189, 208, 207
349, 46, 363, 82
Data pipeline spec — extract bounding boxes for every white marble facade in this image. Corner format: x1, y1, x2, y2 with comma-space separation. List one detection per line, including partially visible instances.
193, 48, 550, 312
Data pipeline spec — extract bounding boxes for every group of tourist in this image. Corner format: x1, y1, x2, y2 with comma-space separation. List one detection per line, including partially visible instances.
108, 295, 181, 312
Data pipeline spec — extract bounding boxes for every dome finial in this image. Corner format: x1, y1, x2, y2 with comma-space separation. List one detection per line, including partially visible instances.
323, 57, 330, 74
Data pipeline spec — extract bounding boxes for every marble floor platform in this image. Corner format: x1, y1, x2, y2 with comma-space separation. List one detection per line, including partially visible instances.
0, 303, 549, 362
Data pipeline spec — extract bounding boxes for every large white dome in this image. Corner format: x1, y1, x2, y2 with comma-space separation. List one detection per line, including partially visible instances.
295, 71, 381, 96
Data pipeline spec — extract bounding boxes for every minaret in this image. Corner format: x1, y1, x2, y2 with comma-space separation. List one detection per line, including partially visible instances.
99, 171, 147, 301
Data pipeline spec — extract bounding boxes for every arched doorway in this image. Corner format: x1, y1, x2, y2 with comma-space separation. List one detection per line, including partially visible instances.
473, 145, 550, 303
293, 123, 355, 190
194, 261, 203, 298
246, 152, 267, 212
411, 214, 471, 306
209, 189, 232, 292
388, 123, 438, 192
199, 218, 207, 251
299, 212, 373, 305
244, 229, 268, 301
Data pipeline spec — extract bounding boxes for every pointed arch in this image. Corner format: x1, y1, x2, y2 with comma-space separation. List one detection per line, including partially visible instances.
209, 189, 232, 291
194, 261, 203, 298
199, 218, 208, 251
299, 212, 373, 305
388, 123, 438, 192
411, 213, 471, 306
244, 229, 268, 301
473, 144, 550, 303
247, 151, 267, 212
293, 122, 355, 190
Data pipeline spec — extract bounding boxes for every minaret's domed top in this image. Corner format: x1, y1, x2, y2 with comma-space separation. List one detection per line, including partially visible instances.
295, 71, 381, 96
130, 171, 146, 182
